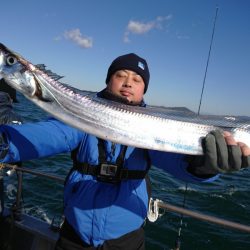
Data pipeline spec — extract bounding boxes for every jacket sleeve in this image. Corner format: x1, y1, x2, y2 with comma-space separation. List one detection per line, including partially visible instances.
0, 118, 84, 163
148, 150, 219, 183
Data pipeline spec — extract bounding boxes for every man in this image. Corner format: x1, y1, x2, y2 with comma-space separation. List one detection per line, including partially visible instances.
0, 53, 249, 250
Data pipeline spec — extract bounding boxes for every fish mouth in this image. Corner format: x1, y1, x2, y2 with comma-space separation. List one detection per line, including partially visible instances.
0, 43, 39, 95
0, 43, 57, 102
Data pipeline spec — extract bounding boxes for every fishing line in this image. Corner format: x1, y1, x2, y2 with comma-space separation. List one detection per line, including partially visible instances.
173, 6, 219, 250
173, 183, 188, 250
197, 6, 219, 115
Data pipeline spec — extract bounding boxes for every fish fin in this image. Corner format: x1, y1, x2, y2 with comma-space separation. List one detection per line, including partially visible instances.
35, 64, 64, 81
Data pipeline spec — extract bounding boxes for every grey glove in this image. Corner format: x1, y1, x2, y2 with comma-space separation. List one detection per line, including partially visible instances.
0, 132, 8, 159
186, 130, 250, 178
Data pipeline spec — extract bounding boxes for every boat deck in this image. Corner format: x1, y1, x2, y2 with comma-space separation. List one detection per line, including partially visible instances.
0, 210, 59, 250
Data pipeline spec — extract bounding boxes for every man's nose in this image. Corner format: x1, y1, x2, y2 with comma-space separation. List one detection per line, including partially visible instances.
123, 77, 132, 87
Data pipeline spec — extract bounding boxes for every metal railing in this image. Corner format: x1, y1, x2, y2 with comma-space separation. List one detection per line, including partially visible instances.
1, 163, 250, 233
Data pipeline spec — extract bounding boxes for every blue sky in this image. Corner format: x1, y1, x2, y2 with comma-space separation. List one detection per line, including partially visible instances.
1, 0, 249, 115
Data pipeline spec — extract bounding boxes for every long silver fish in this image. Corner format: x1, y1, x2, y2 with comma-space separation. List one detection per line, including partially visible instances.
0, 43, 250, 155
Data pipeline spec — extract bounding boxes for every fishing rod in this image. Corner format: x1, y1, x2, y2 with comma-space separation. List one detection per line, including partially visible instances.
173, 6, 220, 250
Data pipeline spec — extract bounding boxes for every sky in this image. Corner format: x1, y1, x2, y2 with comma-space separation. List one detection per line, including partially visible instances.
1, 0, 249, 116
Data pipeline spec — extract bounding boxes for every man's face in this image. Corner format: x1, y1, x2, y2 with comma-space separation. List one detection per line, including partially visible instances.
107, 70, 145, 103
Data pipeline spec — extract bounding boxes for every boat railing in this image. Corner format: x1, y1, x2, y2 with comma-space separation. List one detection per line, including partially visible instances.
1, 163, 250, 234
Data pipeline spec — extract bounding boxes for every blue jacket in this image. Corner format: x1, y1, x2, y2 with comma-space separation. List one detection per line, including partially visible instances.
0, 118, 218, 246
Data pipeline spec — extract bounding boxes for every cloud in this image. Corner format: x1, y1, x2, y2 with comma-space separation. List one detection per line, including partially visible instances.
127, 20, 155, 34
124, 15, 172, 43
64, 28, 93, 48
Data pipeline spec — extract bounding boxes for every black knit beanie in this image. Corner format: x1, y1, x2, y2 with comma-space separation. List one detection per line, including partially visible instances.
105, 53, 150, 93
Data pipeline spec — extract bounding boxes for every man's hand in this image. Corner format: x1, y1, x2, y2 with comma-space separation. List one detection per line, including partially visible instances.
204, 130, 250, 172
187, 130, 250, 177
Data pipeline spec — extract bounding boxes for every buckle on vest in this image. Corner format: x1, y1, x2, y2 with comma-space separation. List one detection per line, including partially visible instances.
97, 163, 120, 184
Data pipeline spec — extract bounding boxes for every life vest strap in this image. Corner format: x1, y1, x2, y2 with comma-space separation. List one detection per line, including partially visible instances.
73, 161, 148, 183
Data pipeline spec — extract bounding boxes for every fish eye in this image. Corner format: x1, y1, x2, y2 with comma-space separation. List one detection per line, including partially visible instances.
6, 55, 17, 66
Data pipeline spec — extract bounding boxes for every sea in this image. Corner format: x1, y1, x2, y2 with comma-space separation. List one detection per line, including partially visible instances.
4, 93, 250, 250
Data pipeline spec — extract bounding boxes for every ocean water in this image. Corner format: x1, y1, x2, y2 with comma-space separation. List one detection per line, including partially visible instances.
4, 93, 250, 250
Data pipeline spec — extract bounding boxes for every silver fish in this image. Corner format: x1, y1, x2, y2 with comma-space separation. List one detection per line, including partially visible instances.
0, 43, 250, 155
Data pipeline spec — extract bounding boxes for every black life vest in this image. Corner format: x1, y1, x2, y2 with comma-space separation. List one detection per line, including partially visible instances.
70, 138, 151, 184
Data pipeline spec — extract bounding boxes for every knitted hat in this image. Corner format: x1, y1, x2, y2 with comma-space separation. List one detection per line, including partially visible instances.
105, 53, 150, 93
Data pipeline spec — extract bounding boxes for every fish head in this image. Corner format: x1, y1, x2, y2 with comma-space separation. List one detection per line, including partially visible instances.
0, 43, 37, 97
